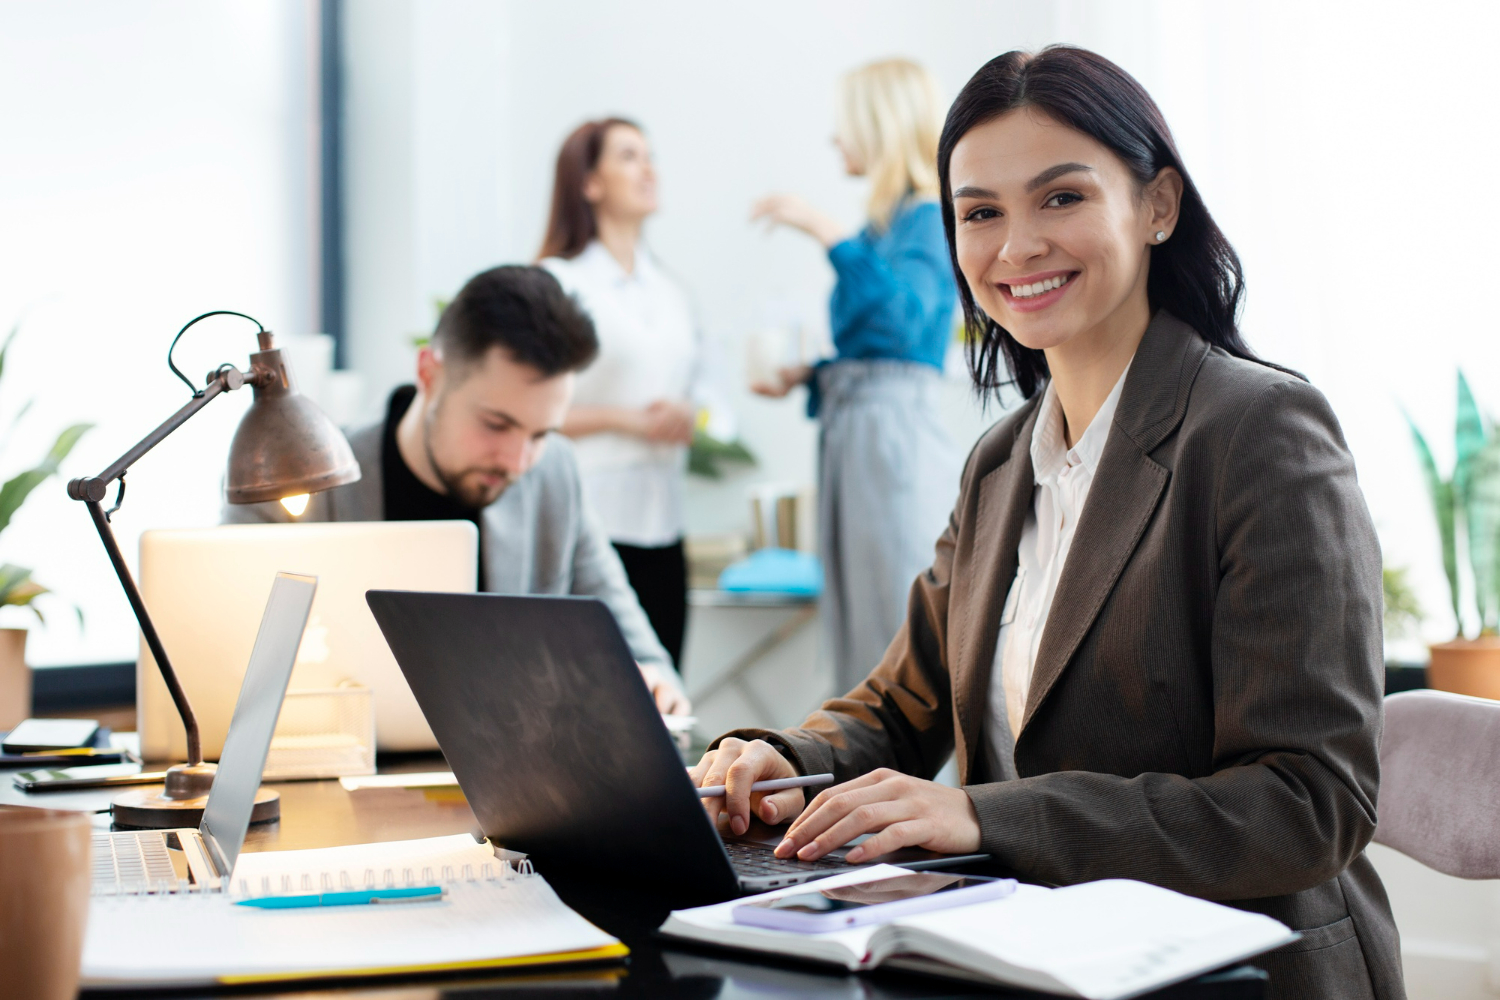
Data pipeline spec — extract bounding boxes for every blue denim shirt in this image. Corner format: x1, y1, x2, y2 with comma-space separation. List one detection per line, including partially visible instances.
809, 198, 957, 416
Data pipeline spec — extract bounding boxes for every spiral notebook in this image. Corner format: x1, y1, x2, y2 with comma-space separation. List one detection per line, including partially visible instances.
81, 834, 627, 988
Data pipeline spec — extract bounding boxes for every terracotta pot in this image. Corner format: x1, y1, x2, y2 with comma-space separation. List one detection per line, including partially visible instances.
0, 627, 28, 729
1427, 637, 1500, 700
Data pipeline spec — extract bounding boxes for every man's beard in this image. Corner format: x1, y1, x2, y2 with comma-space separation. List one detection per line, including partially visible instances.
422, 405, 515, 509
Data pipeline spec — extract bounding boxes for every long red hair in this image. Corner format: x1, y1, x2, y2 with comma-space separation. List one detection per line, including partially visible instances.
536, 117, 641, 261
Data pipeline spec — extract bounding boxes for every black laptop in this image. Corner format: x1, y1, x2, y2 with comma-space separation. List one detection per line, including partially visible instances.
366, 590, 987, 903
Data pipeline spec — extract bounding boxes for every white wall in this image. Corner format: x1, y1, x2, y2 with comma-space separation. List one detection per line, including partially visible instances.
0, 1, 319, 666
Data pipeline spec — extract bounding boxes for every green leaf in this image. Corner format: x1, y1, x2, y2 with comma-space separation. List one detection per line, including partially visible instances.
0, 320, 20, 386
1468, 438, 1500, 634
1455, 371, 1486, 501
0, 563, 33, 603
687, 432, 758, 480
0, 421, 92, 534
1406, 410, 1462, 633
1382, 565, 1422, 638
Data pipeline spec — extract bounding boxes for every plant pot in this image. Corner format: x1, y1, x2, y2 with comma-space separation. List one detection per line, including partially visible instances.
1427, 637, 1500, 700
0, 628, 28, 728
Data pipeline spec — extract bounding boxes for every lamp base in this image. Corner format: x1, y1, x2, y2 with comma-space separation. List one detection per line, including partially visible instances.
111, 787, 280, 829
109, 761, 280, 829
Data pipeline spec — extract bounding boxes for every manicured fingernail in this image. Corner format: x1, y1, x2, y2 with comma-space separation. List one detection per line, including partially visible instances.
846, 848, 864, 863
797, 844, 818, 860
775, 839, 793, 857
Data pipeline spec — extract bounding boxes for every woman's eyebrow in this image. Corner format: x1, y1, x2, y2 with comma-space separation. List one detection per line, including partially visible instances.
1027, 162, 1093, 192
953, 163, 1094, 200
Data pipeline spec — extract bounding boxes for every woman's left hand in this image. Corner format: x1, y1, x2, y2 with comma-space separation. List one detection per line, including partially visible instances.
751, 193, 847, 248
774, 768, 982, 864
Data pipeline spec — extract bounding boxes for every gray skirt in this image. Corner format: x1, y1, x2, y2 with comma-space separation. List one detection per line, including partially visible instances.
817, 360, 960, 695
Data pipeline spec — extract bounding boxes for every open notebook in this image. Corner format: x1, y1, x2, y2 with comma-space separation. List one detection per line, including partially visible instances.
82, 835, 626, 988
660, 865, 1295, 999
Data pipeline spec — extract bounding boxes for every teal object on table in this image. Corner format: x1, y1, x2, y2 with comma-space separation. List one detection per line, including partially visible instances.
236, 885, 446, 909
717, 549, 823, 597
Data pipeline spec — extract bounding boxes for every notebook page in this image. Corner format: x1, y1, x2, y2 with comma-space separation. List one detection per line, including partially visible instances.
894, 879, 1295, 1000
83, 875, 620, 986
228, 834, 498, 894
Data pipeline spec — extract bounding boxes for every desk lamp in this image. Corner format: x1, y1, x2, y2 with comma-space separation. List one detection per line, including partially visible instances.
66, 311, 359, 828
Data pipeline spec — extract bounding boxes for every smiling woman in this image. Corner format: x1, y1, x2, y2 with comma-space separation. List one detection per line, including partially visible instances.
944, 50, 1263, 403
692, 45, 1399, 1000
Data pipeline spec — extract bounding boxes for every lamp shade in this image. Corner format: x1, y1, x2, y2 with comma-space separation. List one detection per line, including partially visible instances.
225, 336, 360, 505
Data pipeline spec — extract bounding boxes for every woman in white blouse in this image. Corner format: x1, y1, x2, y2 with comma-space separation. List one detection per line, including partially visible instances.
539, 118, 701, 670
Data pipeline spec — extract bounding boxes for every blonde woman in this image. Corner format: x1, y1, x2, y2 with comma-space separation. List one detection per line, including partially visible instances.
752, 59, 959, 694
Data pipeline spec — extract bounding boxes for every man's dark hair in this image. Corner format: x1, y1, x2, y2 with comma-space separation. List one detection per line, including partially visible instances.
432, 265, 598, 378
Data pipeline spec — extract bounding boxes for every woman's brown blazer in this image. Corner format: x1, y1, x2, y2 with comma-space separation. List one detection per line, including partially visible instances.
725, 311, 1403, 999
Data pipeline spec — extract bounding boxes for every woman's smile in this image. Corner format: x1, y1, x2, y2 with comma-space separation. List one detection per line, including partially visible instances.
997, 269, 1079, 312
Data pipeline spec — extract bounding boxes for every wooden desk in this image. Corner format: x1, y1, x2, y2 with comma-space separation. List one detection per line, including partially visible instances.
43, 752, 1268, 999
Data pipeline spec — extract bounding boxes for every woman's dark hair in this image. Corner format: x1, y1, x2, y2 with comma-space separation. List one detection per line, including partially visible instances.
536, 117, 641, 261
938, 46, 1261, 399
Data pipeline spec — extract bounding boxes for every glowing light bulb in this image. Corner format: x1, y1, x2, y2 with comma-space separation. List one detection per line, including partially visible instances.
279, 493, 310, 517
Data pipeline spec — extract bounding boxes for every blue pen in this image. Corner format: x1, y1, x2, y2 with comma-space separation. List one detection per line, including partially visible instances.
236, 885, 447, 909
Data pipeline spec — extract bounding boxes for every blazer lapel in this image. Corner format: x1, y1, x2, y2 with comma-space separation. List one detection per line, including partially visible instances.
951, 402, 1038, 782
1020, 312, 1212, 734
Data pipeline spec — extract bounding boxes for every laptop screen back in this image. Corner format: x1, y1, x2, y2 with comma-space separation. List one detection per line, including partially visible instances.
199, 572, 317, 877
366, 590, 742, 901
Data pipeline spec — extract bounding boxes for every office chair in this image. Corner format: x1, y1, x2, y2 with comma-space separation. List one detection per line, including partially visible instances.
1373, 689, 1500, 879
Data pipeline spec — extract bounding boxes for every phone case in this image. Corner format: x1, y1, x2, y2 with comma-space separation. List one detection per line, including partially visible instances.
731, 875, 1016, 933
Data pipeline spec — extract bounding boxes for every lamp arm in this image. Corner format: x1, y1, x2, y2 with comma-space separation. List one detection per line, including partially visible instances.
66, 366, 251, 767
81, 369, 240, 490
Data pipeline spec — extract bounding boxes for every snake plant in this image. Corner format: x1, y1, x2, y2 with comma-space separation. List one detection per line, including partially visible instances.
1406, 371, 1500, 638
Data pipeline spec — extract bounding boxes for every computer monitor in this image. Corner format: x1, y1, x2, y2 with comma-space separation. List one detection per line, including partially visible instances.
138, 521, 477, 758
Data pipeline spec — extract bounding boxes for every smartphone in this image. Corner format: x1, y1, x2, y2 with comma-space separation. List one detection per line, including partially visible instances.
2, 717, 100, 753
731, 871, 1016, 933
12, 763, 168, 792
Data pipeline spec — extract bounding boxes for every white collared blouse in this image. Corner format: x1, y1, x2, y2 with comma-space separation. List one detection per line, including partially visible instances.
542, 241, 700, 547
985, 361, 1133, 776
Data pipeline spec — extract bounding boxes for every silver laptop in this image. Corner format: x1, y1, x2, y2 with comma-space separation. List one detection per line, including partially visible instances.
93, 572, 316, 895
138, 521, 476, 757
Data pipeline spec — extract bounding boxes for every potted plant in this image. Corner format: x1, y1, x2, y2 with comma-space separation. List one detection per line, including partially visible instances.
0, 322, 92, 726
1407, 371, 1500, 698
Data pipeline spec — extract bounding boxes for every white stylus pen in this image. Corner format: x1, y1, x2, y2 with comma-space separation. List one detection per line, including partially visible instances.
694, 772, 835, 799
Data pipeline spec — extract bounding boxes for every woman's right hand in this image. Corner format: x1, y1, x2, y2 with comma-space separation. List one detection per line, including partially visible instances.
750, 364, 813, 398
689, 737, 804, 836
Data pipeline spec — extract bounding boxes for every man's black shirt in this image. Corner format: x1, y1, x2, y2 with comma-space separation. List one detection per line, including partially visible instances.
381, 385, 484, 589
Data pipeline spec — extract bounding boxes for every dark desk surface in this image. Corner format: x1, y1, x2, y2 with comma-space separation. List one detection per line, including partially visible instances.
7, 752, 1266, 999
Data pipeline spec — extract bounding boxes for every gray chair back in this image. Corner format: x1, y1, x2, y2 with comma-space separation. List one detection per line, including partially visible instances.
1374, 688, 1500, 879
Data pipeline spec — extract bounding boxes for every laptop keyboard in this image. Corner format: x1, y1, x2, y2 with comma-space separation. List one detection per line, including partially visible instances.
92, 831, 178, 895
724, 839, 847, 878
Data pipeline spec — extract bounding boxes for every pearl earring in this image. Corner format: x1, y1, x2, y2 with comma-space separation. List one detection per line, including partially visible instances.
1155, 231, 1167, 242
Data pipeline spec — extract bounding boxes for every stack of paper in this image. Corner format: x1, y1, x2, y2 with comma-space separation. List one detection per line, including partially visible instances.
82, 835, 625, 988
